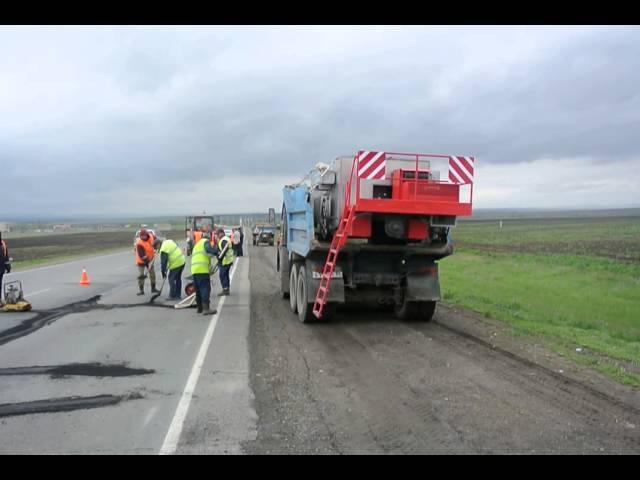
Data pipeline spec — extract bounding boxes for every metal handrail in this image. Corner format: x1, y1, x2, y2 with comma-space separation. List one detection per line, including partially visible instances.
348, 151, 475, 206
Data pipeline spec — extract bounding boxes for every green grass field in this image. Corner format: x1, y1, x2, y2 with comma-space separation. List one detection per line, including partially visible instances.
441, 216, 640, 387
8, 230, 185, 271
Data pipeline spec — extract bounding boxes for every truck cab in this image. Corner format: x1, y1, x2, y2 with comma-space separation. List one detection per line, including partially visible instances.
255, 226, 276, 246
185, 215, 215, 256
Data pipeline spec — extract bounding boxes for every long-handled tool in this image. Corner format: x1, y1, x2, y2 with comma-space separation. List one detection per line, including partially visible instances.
149, 265, 168, 304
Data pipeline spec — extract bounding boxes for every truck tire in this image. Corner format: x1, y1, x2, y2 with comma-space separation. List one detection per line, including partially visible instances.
395, 300, 437, 322
289, 264, 299, 314
296, 266, 316, 323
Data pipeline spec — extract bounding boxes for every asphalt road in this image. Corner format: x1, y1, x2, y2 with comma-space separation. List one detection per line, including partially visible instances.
1, 244, 639, 454
0, 246, 256, 454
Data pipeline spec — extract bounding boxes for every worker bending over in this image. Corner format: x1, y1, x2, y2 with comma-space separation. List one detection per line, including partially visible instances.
155, 237, 186, 301
135, 229, 160, 296
212, 228, 235, 296
190, 225, 218, 315
0, 233, 10, 301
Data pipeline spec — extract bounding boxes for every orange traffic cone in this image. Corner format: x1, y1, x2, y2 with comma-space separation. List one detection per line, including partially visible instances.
80, 268, 91, 286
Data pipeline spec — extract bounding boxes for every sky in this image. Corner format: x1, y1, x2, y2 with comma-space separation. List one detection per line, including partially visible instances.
1, 25, 639, 217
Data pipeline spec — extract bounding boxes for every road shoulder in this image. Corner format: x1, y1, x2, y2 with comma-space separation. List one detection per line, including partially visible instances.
173, 254, 258, 454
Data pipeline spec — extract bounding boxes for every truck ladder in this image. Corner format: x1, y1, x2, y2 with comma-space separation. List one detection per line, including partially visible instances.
312, 205, 355, 319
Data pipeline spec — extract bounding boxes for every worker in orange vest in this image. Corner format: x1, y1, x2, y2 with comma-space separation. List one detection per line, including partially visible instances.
0, 233, 10, 299
135, 229, 160, 296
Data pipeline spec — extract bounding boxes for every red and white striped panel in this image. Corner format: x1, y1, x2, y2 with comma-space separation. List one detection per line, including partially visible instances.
357, 151, 387, 180
448, 156, 475, 184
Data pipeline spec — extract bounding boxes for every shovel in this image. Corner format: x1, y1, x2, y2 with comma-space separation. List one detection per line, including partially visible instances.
149, 268, 168, 304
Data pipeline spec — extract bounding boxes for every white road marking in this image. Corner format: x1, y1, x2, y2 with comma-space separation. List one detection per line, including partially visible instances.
143, 406, 159, 428
116, 265, 131, 271
26, 288, 52, 297
159, 261, 240, 455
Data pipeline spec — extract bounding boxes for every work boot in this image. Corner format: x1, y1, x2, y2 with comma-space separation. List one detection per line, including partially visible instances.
197, 303, 203, 314
217, 289, 230, 297
137, 288, 145, 296
151, 285, 161, 294
202, 303, 217, 316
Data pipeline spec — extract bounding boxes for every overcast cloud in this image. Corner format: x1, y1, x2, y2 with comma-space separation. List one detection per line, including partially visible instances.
1, 25, 639, 216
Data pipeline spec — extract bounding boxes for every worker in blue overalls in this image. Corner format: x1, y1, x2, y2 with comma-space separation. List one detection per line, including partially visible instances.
212, 228, 235, 296
190, 225, 219, 316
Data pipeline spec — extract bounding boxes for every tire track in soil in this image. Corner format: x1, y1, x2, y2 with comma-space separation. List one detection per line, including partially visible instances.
409, 321, 640, 451
427, 320, 640, 418
344, 315, 640, 454
246, 246, 343, 454
310, 322, 471, 454
246, 245, 468, 454
246, 244, 640, 454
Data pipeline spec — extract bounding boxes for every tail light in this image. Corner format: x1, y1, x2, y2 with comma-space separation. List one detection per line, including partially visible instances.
418, 265, 438, 274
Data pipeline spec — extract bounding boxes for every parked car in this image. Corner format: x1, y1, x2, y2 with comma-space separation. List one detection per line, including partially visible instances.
255, 226, 275, 246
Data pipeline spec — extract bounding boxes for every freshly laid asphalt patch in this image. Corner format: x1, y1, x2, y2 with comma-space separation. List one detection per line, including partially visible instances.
0, 296, 175, 346
0, 363, 155, 379
0, 393, 144, 418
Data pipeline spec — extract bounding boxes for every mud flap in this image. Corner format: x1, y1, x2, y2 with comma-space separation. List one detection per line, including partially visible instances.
405, 272, 441, 302
305, 260, 345, 304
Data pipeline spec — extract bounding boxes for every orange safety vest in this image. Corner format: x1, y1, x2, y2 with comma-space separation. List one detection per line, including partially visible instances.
135, 238, 155, 266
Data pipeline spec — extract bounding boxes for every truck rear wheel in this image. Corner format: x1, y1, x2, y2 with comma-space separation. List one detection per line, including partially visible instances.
289, 264, 299, 313
296, 266, 316, 323
395, 300, 437, 322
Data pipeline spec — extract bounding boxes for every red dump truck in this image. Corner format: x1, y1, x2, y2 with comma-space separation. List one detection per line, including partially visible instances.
278, 150, 476, 323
